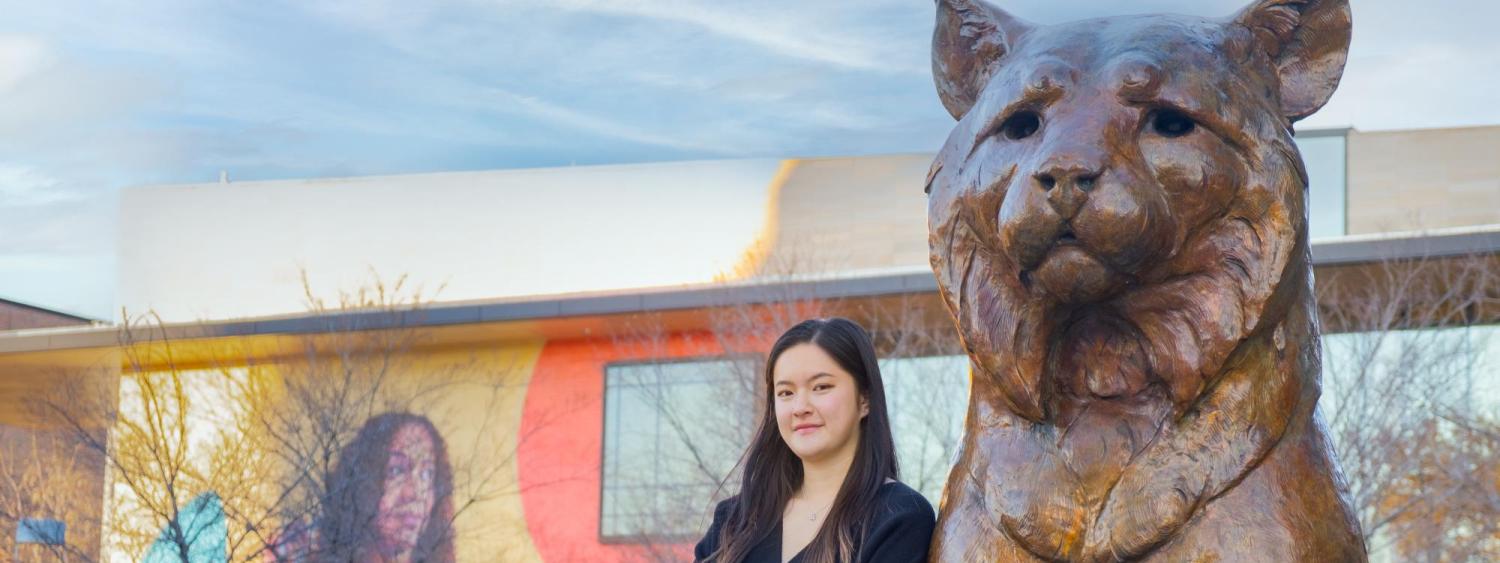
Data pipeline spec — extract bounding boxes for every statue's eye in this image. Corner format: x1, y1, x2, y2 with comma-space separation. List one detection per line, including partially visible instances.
999, 111, 1041, 140
1151, 109, 1196, 137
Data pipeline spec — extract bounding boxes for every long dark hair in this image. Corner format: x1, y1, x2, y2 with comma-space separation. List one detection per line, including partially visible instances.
320, 412, 456, 563
709, 318, 898, 563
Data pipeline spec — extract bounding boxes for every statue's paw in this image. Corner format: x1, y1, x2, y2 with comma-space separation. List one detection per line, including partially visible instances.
1083, 474, 1200, 562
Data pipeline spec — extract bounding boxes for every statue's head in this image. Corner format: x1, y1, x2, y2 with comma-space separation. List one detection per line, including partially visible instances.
926, 0, 1350, 420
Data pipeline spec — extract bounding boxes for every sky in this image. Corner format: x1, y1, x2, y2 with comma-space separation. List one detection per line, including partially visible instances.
2, 0, 1498, 320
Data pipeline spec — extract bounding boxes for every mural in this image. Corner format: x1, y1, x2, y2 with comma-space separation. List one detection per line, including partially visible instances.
46, 331, 893, 562
266, 413, 456, 563
327, 413, 456, 563
131, 334, 743, 563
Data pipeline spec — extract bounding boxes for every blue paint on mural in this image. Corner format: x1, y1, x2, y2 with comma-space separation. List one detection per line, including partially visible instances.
15, 518, 66, 545
142, 492, 227, 563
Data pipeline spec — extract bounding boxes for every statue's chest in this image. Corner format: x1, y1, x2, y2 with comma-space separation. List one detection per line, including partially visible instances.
974, 402, 1168, 557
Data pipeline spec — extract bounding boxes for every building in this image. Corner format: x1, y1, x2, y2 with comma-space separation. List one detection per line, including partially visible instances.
0, 297, 94, 332
1, 125, 1497, 561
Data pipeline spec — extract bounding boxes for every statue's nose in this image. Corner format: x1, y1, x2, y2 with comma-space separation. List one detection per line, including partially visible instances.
1034, 155, 1103, 220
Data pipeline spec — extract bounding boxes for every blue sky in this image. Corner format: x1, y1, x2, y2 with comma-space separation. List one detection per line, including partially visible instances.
3, 0, 1498, 319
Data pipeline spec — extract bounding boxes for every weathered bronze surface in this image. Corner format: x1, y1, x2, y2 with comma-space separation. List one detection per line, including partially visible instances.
924, 0, 1365, 560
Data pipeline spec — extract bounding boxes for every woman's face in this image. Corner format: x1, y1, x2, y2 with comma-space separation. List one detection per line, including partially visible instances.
377, 422, 437, 560
772, 343, 868, 464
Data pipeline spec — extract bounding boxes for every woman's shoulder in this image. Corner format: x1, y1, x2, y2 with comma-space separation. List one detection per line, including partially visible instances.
703, 494, 745, 536
696, 495, 742, 561
710, 494, 742, 520
873, 480, 935, 520
855, 481, 937, 561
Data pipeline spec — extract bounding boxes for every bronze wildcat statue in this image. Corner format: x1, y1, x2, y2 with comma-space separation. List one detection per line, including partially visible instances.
924, 0, 1365, 561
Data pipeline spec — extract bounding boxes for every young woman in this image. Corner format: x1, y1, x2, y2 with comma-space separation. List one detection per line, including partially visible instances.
695, 318, 935, 563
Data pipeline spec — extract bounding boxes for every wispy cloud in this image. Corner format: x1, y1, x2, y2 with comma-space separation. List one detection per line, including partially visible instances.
0, 35, 53, 93
546, 0, 926, 74
486, 87, 745, 155
1304, 42, 1500, 131
0, 36, 166, 144
0, 164, 82, 206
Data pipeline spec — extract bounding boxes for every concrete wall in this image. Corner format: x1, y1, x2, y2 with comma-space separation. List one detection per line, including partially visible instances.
120, 160, 777, 322
1347, 125, 1500, 234
756, 154, 932, 277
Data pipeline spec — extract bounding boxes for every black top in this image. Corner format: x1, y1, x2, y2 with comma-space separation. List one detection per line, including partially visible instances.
693, 481, 936, 563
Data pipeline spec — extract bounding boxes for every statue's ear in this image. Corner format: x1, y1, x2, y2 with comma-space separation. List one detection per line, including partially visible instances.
932, 0, 1031, 120
1232, 0, 1352, 122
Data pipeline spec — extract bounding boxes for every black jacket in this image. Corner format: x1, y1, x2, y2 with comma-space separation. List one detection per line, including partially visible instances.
693, 481, 935, 563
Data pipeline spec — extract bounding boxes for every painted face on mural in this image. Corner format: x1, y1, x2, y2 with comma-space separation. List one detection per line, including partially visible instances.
773, 343, 868, 463
377, 422, 437, 560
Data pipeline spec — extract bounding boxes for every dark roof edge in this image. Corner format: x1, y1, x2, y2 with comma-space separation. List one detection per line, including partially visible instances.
1294, 127, 1352, 138
0, 297, 99, 323
1311, 226, 1500, 266
4, 226, 1498, 354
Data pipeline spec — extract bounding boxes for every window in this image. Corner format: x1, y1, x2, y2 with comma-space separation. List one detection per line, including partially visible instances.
1322, 323, 1500, 418
1295, 130, 1348, 239
881, 355, 971, 505
601, 359, 753, 540
1319, 323, 1500, 559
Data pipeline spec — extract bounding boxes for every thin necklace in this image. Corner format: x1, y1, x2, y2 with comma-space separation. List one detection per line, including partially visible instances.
798, 499, 835, 522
